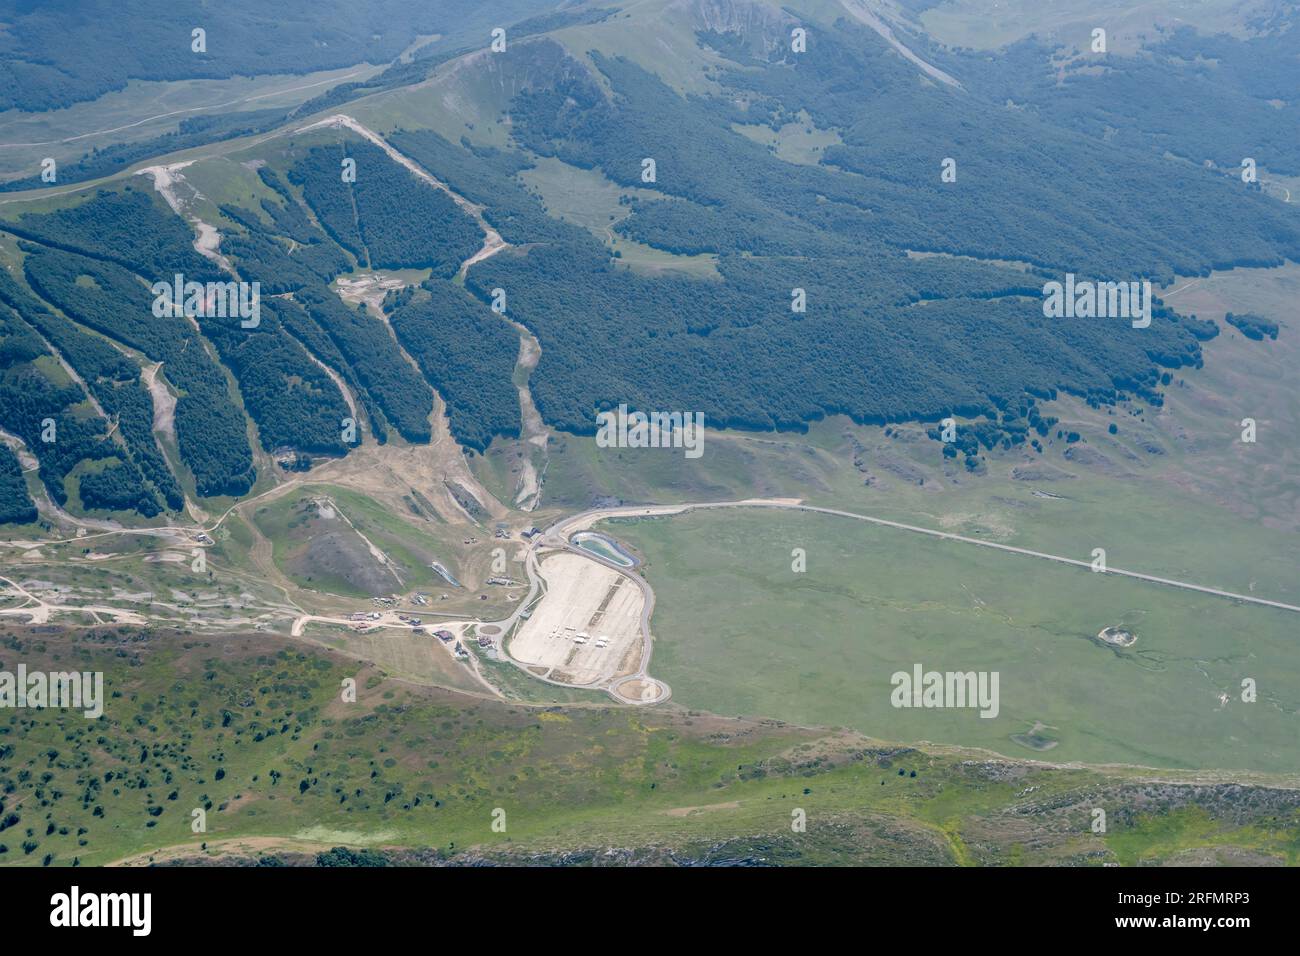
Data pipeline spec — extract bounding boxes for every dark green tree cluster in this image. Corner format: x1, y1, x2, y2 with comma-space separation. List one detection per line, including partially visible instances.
466, 232, 1202, 439
269, 297, 391, 445
7, 187, 214, 280
207, 298, 352, 456
288, 140, 483, 276
218, 218, 351, 295
0, 264, 182, 512
1224, 312, 1280, 342
387, 127, 580, 245
22, 247, 256, 496
256, 167, 329, 242
286, 144, 365, 260
217, 168, 352, 293
78, 460, 161, 515
0, 300, 122, 511
293, 286, 434, 443
505, 44, 1300, 281
389, 279, 520, 452
0, 445, 37, 525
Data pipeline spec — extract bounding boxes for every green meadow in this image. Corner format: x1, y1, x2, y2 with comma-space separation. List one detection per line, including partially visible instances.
4, 627, 1298, 867
610, 507, 1300, 773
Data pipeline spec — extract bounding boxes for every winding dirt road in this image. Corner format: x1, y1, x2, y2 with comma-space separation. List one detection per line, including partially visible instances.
293, 114, 509, 277
5, 492, 1296, 705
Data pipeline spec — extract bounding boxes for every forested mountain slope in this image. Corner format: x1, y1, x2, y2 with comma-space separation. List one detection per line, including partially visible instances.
0, 0, 560, 113
0, 0, 1296, 522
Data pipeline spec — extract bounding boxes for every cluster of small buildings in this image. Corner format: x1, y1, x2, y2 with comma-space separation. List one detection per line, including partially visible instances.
347, 610, 383, 633
422, 626, 473, 661
490, 526, 542, 541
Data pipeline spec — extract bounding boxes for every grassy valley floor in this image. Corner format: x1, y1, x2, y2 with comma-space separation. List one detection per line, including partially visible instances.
610, 507, 1300, 773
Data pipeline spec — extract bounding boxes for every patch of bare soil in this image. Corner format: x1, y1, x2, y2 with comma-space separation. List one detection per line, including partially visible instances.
141, 363, 177, 440
509, 323, 550, 511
